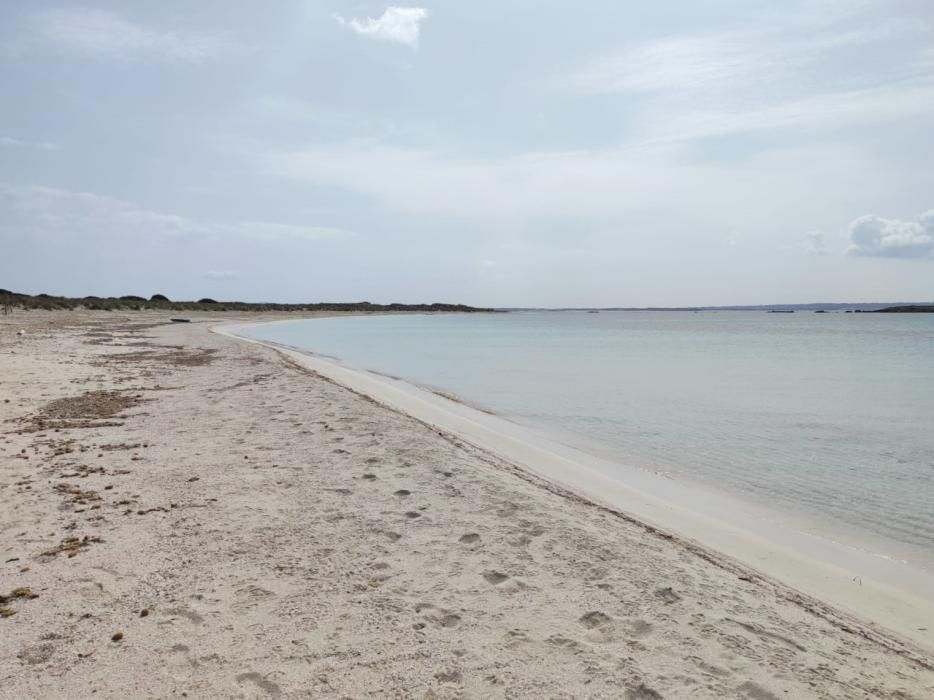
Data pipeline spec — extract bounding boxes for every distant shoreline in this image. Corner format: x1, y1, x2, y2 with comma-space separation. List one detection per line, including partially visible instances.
873, 305, 934, 313
504, 303, 934, 312
0, 290, 494, 314
3, 289, 932, 314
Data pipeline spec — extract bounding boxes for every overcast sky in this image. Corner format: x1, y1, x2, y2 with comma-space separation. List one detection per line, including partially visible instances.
2, 1, 933, 306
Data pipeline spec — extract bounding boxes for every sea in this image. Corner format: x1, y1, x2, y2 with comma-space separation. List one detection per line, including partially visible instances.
241, 311, 934, 572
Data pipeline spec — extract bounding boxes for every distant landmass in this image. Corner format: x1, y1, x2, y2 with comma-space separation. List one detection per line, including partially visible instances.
0, 290, 494, 313
503, 302, 934, 313
874, 305, 934, 313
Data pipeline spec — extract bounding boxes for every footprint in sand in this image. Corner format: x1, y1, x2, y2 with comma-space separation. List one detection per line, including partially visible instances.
419, 607, 461, 629
655, 586, 682, 604
165, 607, 205, 625
167, 643, 198, 679
459, 533, 480, 544
626, 619, 654, 638
578, 611, 611, 629
736, 681, 782, 700
496, 502, 519, 517
233, 585, 276, 613
16, 643, 54, 666
438, 613, 461, 628
434, 669, 462, 684
546, 635, 581, 649
236, 671, 281, 697
625, 684, 663, 700
483, 571, 509, 585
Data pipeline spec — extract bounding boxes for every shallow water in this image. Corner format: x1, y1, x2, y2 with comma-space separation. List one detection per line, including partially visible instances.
243, 311, 934, 570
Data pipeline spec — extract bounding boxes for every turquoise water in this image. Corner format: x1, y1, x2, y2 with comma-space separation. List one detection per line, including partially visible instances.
243, 311, 934, 568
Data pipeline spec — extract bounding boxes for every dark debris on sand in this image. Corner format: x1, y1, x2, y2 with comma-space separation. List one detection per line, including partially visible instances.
0, 587, 39, 618
15, 390, 143, 432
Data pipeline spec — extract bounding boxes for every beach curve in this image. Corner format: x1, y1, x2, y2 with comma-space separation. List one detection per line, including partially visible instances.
219, 319, 934, 661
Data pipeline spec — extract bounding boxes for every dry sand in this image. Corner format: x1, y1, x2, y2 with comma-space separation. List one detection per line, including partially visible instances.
1, 310, 933, 699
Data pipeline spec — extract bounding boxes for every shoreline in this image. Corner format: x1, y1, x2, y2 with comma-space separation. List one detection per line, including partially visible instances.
3, 310, 934, 698
221, 319, 934, 657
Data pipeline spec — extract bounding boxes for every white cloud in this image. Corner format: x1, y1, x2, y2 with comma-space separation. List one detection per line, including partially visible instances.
333, 7, 428, 48
0, 136, 58, 151
31, 8, 239, 63
0, 185, 354, 242
847, 211, 934, 258
804, 232, 828, 256
203, 270, 240, 281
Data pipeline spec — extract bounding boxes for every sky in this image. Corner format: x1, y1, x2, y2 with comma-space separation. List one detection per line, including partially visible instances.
1, 1, 933, 307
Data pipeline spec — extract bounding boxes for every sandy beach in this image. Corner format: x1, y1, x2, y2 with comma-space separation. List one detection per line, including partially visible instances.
2, 311, 934, 699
